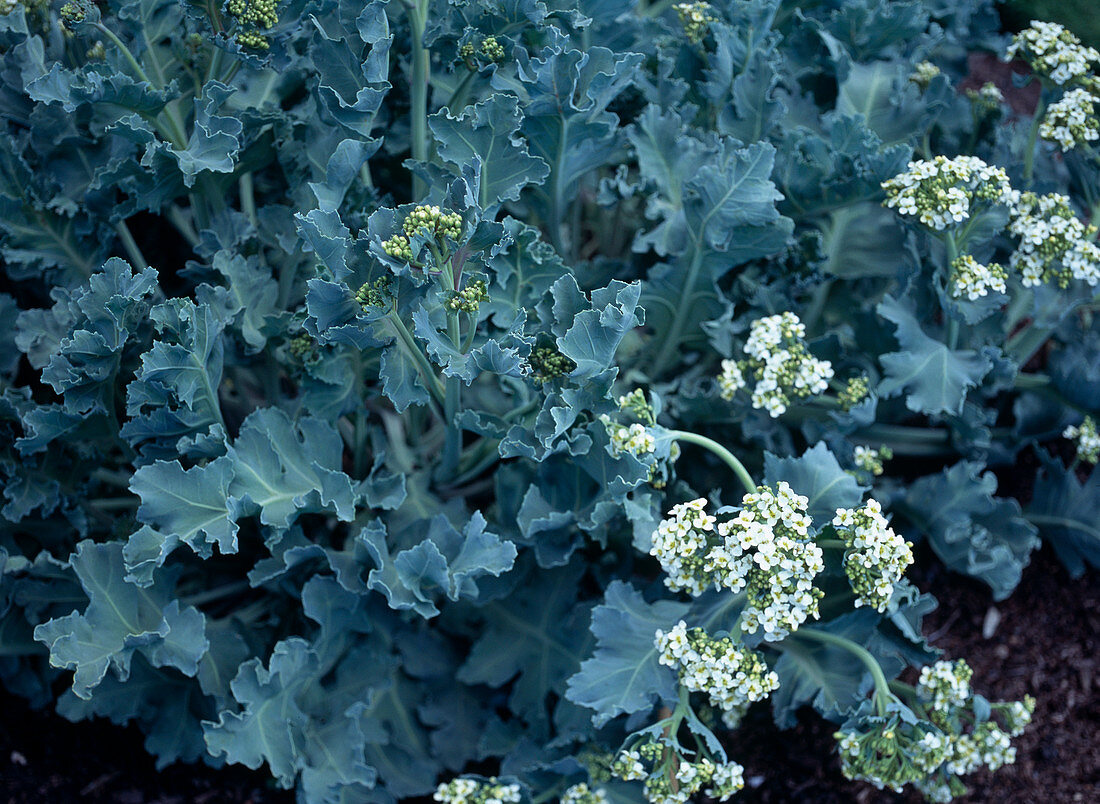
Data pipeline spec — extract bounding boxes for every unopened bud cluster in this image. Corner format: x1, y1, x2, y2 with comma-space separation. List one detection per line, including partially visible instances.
1007, 192, 1100, 287
909, 61, 941, 90
950, 253, 1007, 301
355, 277, 392, 310
446, 279, 488, 313
882, 156, 1014, 231
1006, 20, 1099, 86
675, 3, 717, 45
460, 36, 505, 68
527, 345, 575, 384
403, 204, 463, 241
837, 375, 870, 411
610, 740, 745, 803
1040, 87, 1100, 150
433, 777, 521, 804
965, 82, 1004, 115
719, 312, 833, 417
853, 445, 891, 477
618, 388, 656, 424
1064, 415, 1100, 463
656, 621, 780, 712
832, 500, 913, 613
227, 0, 279, 50
287, 333, 319, 365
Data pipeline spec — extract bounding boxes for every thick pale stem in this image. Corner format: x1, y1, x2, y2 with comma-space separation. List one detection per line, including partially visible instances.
1023, 96, 1046, 186
114, 221, 149, 272
794, 628, 892, 716
408, 0, 430, 199
651, 247, 704, 378
668, 430, 756, 495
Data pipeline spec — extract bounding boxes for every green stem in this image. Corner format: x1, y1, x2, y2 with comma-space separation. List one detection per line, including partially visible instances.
446, 69, 476, 112
408, 0, 430, 199
180, 580, 252, 608
1006, 321, 1054, 367
95, 22, 188, 148
1023, 96, 1046, 186
944, 232, 960, 350
353, 407, 368, 477
386, 310, 447, 410
239, 173, 258, 228
817, 539, 847, 550
89, 497, 138, 510
114, 220, 149, 272
167, 205, 200, 248
651, 247, 703, 378
793, 628, 892, 716
668, 430, 756, 494
460, 312, 478, 353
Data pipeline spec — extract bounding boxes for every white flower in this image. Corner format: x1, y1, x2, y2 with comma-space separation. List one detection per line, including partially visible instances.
1008, 193, 1100, 288
950, 254, 1008, 301
1040, 88, 1100, 150
722, 312, 833, 417
1064, 415, 1100, 463
832, 499, 914, 612
561, 783, 608, 804
883, 156, 1014, 231
918, 659, 973, 713
1007, 21, 1100, 86
656, 622, 779, 711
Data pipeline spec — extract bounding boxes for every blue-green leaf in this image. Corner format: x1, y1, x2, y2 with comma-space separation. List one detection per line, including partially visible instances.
566, 581, 688, 727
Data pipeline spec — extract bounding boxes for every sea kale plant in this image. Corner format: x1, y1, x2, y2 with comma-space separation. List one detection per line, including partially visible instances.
1, 0, 1095, 801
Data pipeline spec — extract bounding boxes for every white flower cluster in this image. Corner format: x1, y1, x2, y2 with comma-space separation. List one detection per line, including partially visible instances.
600, 416, 656, 458
909, 61, 941, 90
717, 359, 745, 401
1006, 20, 1100, 86
1000, 696, 1037, 737
675, 2, 717, 45
649, 487, 824, 640
718, 484, 823, 640
650, 498, 717, 595
944, 722, 1017, 775
918, 660, 973, 714
832, 500, 913, 612
1064, 415, 1100, 463
719, 312, 833, 417
950, 254, 1007, 301
611, 740, 745, 804
656, 621, 780, 712
1040, 87, 1100, 150
853, 445, 891, 477
434, 778, 522, 804
882, 156, 1014, 231
1007, 192, 1100, 287
561, 783, 608, 804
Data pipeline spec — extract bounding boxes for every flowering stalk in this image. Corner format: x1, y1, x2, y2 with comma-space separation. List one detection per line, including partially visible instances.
667, 429, 755, 494
791, 628, 892, 716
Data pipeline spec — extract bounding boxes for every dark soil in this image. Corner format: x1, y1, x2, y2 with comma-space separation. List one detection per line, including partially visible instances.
1, 546, 1094, 803
725, 545, 1100, 803
0, 692, 294, 804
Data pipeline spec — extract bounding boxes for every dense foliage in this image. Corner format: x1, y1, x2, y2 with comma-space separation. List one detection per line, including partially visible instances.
1, 0, 1097, 801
